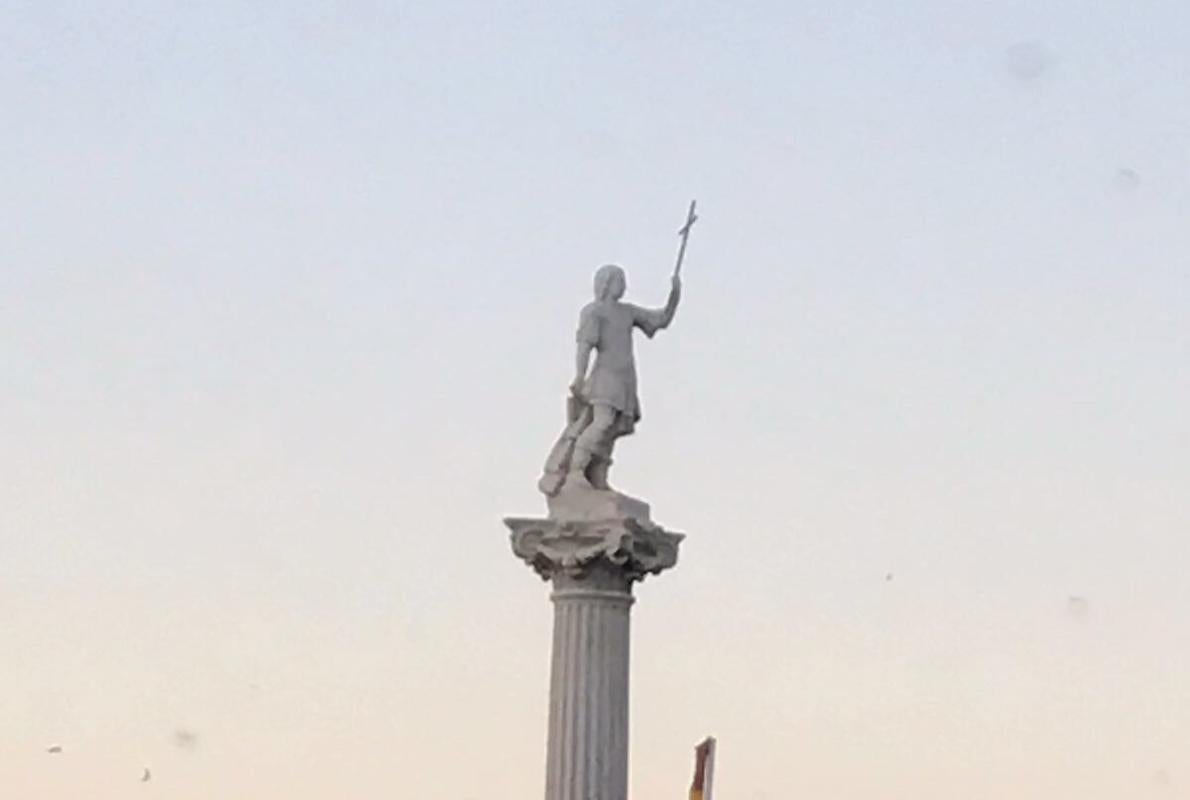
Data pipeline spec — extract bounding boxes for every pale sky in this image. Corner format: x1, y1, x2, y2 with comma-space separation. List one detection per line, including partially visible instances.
3, 2, 1189, 798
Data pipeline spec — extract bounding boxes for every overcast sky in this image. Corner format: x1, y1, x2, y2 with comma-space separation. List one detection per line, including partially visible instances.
3, 2, 1189, 798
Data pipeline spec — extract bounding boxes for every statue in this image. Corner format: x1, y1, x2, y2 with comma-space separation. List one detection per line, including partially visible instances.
539, 202, 697, 502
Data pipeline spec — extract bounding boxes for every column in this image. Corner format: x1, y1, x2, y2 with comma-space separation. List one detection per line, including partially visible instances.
546, 565, 633, 800
506, 516, 683, 800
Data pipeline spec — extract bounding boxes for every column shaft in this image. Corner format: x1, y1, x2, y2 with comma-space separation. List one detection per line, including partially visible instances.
545, 575, 633, 800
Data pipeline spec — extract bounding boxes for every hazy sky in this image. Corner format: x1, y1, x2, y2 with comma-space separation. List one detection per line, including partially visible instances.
3, 1, 1189, 798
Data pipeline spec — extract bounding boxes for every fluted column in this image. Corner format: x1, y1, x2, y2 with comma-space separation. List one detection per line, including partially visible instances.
506, 516, 683, 800
546, 565, 633, 800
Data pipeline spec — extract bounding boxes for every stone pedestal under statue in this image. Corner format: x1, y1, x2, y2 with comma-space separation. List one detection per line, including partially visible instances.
506, 493, 683, 800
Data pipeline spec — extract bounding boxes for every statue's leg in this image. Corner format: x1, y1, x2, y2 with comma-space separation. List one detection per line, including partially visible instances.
587, 452, 613, 491
568, 405, 616, 489
586, 415, 622, 490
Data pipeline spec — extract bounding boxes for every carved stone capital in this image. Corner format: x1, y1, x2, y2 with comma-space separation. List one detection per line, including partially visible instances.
505, 516, 683, 584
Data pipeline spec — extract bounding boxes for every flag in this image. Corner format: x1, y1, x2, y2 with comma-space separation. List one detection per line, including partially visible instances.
689, 737, 716, 800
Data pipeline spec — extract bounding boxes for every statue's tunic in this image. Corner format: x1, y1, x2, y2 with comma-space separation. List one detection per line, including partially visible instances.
576, 300, 668, 435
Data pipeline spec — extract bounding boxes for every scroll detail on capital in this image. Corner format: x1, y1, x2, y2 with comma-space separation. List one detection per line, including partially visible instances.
506, 516, 683, 583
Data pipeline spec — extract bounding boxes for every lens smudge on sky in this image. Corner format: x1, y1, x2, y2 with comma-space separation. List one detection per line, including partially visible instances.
1005, 41, 1055, 81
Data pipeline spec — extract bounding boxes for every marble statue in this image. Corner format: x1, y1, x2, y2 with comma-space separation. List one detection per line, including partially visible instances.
538, 202, 696, 504
537, 266, 681, 495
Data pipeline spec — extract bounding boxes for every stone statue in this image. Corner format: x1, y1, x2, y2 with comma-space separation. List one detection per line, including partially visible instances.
537, 266, 681, 496
538, 202, 696, 508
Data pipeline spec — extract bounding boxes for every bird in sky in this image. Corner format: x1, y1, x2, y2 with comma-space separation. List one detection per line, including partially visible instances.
46, 745, 63, 754
141, 767, 152, 783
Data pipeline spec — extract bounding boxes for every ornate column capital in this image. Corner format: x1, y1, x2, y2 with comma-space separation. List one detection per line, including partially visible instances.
505, 517, 683, 584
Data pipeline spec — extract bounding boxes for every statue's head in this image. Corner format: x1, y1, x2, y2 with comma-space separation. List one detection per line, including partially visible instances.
593, 264, 626, 301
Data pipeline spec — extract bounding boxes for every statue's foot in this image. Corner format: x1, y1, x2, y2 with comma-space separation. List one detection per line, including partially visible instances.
588, 475, 612, 491
563, 471, 596, 492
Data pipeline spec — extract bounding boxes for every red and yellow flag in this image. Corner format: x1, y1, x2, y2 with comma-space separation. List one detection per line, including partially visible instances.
689, 737, 716, 800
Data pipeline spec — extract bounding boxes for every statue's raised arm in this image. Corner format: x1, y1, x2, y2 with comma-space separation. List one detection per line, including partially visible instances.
628, 275, 681, 339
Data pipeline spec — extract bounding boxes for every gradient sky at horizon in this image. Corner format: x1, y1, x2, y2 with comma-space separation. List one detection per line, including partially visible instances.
3, 1, 1189, 798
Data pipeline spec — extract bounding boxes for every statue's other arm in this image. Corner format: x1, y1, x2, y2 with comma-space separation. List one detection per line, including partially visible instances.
571, 305, 599, 395
572, 340, 593, 395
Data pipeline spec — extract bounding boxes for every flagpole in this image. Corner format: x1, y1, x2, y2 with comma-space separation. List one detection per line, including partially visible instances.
704, 737, 716, 800
689, 737, 716, 800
